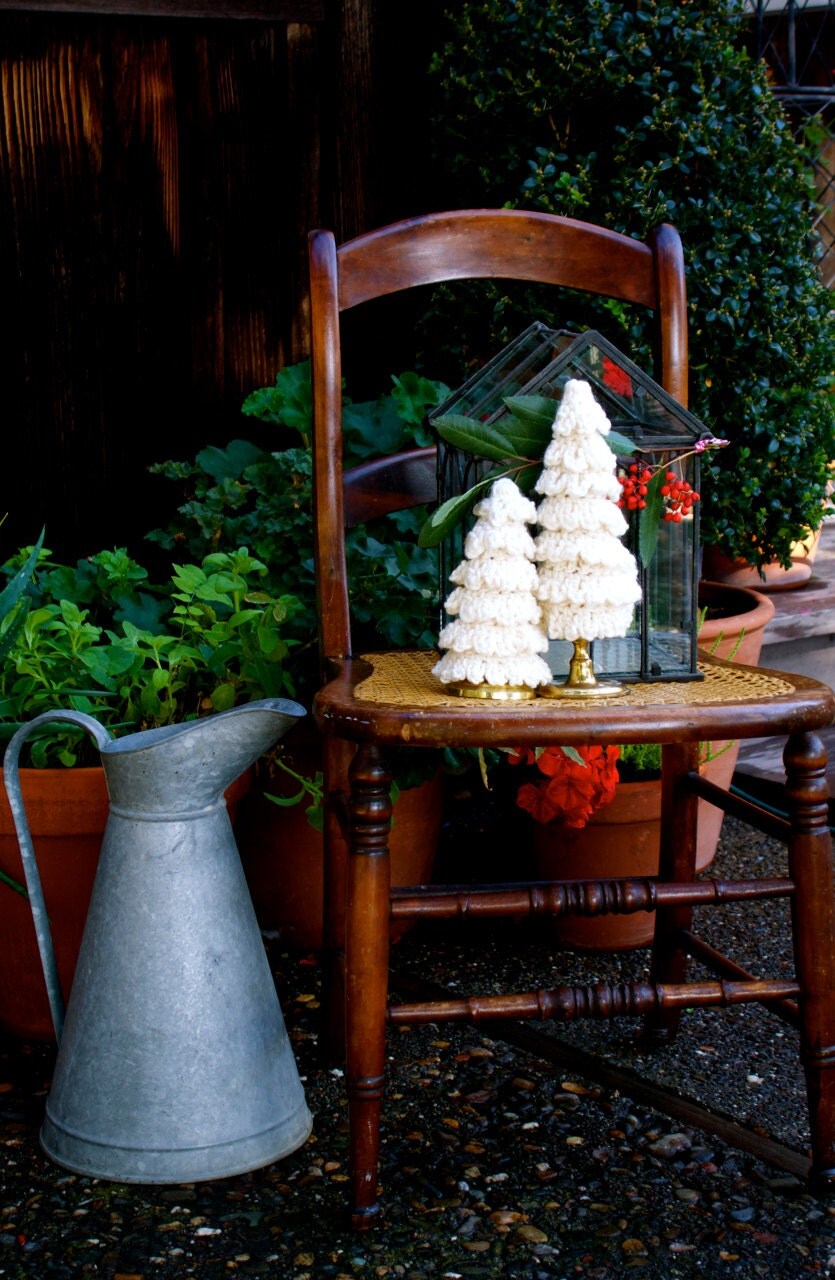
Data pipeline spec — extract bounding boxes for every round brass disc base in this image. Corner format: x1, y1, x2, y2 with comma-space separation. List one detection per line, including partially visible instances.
538, 680, 625, 700
447, 682, 537, 701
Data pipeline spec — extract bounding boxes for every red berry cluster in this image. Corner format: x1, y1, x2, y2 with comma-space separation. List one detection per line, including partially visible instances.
660, 471, 700, 522
617, 462, 700, 522
616, 462, 653, 510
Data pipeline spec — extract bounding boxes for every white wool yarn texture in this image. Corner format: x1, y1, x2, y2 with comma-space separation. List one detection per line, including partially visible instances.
433, 476, 554, 689
437, 619, 549, 657
449, 556, 539, 592
431, 653, 557, 689
471, 477, 538, 525
443, 587, 543, 626
432, 380, 642, 682
533, 378, 641, 642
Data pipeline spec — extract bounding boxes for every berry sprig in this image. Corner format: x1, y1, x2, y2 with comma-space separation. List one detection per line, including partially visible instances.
660, 471, 699, 522
616, 461, 653, 511
616, 461, 700, 522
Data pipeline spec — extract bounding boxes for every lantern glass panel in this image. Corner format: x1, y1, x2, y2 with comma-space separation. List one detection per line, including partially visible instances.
429, 326, 712, 684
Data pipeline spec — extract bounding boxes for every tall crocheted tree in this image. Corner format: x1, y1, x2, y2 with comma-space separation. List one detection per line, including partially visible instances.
534, 379, 641, 692
433, 477, 553, 694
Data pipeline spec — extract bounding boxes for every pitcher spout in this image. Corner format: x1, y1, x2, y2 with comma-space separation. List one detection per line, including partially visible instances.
101, 698, 306, 813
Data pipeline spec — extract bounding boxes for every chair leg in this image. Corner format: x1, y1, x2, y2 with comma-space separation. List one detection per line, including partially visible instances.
344, 742, 392, 1228
321, 737, 357, 1065
784, 731, 835, 1190
643, 740, 700, 1045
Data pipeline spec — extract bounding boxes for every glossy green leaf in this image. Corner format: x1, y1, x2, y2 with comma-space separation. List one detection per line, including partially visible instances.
503, 394, 555, 429
418, 485, 485, 548
638, 470, 666, 567
605, 430, 636, 457
433, 414, 520, 462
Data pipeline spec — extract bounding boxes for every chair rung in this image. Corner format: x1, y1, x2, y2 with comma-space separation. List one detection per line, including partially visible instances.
386, 977, 802, 1025
685, 769, 791, 842
389, 877, 793, 920
682, 928, 798, 1024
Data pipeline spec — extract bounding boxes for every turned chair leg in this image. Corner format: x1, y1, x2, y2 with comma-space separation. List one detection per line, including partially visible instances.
784, 731, 835, 1190
643, 740, 700, 1046
321, 737, 356, 1065
344, 742, 393, 1227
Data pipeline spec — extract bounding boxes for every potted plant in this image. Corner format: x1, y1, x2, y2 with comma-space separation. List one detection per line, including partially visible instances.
503, 583, 775, 951
146, 360, 453, 949
423, 0, 835, 577
0, 542, 302, 1039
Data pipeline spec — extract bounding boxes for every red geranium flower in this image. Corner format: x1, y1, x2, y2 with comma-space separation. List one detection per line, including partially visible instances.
509, 744, 620, 828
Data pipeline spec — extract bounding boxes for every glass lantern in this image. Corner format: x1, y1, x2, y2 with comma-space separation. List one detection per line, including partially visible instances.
429, 324, 715, 684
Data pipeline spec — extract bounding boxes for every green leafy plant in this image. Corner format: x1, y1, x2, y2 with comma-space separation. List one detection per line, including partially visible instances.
145, 361, 454, 819
0, 530, 44, 667
616, 742, 663, 782
148, 361, 450, 699
426, 0, 835, 571
0, 544, 302, 768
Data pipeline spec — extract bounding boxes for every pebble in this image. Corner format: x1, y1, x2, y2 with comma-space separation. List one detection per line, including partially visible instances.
1, 821, 831, 1279
648, 1132, 692, 1158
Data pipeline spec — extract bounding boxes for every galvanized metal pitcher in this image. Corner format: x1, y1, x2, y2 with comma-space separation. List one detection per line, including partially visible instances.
3, 698, 313, 1183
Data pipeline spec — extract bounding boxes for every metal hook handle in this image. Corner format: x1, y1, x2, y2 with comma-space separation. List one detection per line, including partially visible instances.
3, 711, 112, 1039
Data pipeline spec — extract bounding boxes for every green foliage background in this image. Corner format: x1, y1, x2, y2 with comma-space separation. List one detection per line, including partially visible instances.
427, 0, 835, 569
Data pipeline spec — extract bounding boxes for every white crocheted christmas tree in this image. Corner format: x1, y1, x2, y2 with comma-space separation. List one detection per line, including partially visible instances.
433, 477, 553, 690
534, 378, 641, 643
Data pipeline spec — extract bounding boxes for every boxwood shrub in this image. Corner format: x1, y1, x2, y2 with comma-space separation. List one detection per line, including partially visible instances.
426, 0, 835, 570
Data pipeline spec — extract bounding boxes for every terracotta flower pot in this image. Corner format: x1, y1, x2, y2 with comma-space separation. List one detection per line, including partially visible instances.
696, 580, 776, 863
237, 767, 444, 951
0, 766, 252, 1042
532, 776, 661, 950
697, 580, 776, 666
701, 530, 822, 592
531, 581, 776, 951
0, 768, 108, 1041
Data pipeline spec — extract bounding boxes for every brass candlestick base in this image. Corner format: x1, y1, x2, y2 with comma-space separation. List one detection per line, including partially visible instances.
538, 637, 625, 699
448, 682, 537, 701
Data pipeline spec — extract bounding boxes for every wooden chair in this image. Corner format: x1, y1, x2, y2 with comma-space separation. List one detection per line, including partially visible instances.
307, 209, 835, 1227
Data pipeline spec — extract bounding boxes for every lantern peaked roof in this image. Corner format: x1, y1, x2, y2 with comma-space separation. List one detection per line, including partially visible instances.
429, 322, 713, 452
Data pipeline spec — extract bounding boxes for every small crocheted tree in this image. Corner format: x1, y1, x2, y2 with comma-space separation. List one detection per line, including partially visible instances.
534, 378, 641, 692
433, 477, 553, 693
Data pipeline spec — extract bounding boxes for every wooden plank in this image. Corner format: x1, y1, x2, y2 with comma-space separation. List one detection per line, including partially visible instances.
0, 13, 311, 555
0, 1, 325, 18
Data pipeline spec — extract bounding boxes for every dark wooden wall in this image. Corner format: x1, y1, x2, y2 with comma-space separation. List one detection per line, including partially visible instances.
0, 0, 439, 559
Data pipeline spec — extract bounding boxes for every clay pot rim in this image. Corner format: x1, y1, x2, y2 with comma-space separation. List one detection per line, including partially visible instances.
697, 579, 776, 639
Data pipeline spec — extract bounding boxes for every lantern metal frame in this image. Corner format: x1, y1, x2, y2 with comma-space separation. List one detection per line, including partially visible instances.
429, 324, 715, 685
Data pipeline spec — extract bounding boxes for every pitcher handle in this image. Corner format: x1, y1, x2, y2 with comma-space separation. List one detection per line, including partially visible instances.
4, 711, 113, 1039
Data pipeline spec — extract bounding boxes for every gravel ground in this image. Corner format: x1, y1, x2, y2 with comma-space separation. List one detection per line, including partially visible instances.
2, 816, 835, 1279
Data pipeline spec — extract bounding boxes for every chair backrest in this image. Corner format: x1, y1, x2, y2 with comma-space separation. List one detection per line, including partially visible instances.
308, 209, 688, 668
